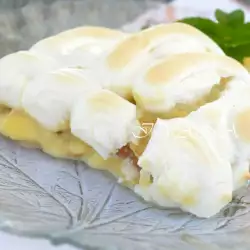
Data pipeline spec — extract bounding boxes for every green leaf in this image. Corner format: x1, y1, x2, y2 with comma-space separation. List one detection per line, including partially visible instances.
178, 17, 217, 32
178, 9, 250, 63
215, 9, 229, 25
224, 42, 250, 62
222, 27, 250, 47
177, 17, 221, 42
215, 9, 244, 27
228, 9, 245, 27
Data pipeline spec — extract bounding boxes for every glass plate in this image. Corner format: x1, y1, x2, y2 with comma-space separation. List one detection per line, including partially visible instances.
0, 1, 250, 250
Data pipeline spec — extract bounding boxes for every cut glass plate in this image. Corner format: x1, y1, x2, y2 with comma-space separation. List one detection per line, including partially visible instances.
0, 1, 250, 249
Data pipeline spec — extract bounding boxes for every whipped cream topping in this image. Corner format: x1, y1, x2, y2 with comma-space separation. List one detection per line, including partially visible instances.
22, 68, 101, 131
0, 51, 60, 108
138, 83, 250, 217
71, 89, 137, 159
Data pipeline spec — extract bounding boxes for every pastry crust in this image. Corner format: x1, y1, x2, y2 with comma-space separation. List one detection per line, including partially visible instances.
107, 23, 224, 69
30, 26, 127, 57
133, 52, 249, 115
103, 23, 224, 100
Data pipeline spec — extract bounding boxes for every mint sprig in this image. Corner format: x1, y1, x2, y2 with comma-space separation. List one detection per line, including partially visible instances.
179, 9, 250, 62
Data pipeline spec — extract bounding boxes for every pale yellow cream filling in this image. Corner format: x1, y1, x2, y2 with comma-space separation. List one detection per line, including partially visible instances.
0, 107, 140, 186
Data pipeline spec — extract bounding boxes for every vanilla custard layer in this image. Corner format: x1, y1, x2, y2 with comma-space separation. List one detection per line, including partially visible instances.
0, 107, 138, 185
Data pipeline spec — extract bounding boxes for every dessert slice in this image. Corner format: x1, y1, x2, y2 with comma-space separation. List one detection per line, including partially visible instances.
0, 24, 249, 218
